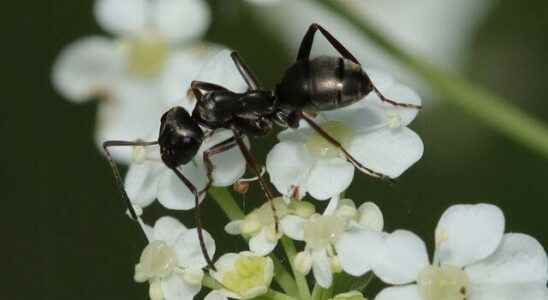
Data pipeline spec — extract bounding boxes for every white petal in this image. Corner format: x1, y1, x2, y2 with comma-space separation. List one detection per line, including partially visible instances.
435, 204, 505, 267
466, 233, 548, 284
161, 44, 224, 107
336, 230, 383, 276
124, 162, 163, 207
349, 127, 423, 179
194, 49, 248, 93
306, 158, 355, 200
161, 274, 201, 300
95, 80, 166, 163
374, 230, 429, 285
266, 141, 314, 198
323, 194, 340, 216
195, 129, 246, 186
94, 0, 147, 36
365, 82, 422, 126
152, 216, 187, 244
225, 220, 243, 235
375, 285, 421, 300
312, 249, 333, 288
212, 253, 238, 276
205, 291, 228, 300
280, 215, 306, 240
249, 229, 278, 256
358, 202, 384, 232
323, 105, 385, 132
174, 228, 215, 269
52, 37, 122, 102
469, 283, 548, 300
151, 0, 211, 43
157, 163, 207, 210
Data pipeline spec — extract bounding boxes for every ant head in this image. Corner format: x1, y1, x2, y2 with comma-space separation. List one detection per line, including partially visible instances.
158, 107, 204, 168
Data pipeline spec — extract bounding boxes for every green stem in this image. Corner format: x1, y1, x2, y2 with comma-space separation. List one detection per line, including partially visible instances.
280, 237, 312, 300
311, 284, 324, 300
349, 272, 375, 293
317, 0, 548, 158
208, 187, 299, 297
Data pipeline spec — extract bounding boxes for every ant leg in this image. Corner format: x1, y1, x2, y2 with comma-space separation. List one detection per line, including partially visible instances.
102, 140, 158, 238
170, 167, 216, 271
200, 136, 238, 195
372, 86, 422, 109
300, 114, 396, 183
297, 23, 360, 64
231, 130, 280, 231
230, 52, 260, 90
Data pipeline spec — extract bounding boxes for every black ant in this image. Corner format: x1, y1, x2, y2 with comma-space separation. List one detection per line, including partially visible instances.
103, 23, 421, 271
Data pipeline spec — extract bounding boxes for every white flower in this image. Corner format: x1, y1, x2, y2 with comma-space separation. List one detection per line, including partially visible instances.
125, 129, 247, 210
373, 203, 548, 300
52, 0, 216, 163
266, 71, 423, 200
135, 216, 215, 300
210, 252, 274, 299
330, 291, 368, 300
224, 197, 316, 255
287, 196, 385, 288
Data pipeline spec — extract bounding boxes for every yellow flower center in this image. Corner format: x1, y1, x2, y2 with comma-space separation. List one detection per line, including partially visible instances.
305, 121, 353, 159
126, 33, 168, 77
135, 241, 177, 281
417, 265, 470, 300
221, 255, 269, 298
303, 214, 346, 250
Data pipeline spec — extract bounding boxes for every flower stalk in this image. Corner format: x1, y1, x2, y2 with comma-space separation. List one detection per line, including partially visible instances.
280, 236, 312, 300
317, 0, 548, 158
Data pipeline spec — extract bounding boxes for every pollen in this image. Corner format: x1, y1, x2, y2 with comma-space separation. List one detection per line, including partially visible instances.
305, 121, 353, 159
303, 214, 346, 250
417, 264, 470, 300
126, 33, 168, 77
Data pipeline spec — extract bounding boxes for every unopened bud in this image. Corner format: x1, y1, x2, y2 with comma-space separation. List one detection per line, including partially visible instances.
294, 251, 312, 274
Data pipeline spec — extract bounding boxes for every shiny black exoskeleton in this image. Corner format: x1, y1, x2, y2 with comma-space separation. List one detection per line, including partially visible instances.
103, 23, 421, 271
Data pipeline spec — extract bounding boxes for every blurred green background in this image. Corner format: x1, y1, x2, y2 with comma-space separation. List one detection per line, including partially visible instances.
5, 0, 547, 298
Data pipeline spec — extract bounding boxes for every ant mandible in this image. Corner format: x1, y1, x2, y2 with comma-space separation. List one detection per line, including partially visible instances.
103, 23, 421, 271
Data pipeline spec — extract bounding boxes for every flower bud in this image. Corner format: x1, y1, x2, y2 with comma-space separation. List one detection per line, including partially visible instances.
294, 251, 312, 274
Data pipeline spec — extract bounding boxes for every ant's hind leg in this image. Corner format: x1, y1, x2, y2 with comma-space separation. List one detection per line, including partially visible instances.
230, 52, 260, 90
300, 114, 396, 183
372, 86, 422, 109
297, 23, 360, 64
170, 167, 216, 271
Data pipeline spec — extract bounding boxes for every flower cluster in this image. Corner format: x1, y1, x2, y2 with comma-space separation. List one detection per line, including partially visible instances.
53, 2, 547, 300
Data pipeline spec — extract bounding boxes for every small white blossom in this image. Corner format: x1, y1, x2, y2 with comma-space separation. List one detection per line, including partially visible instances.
52, 0, 217, 163
135, 216, 215, 300
225, 197, 316, 255
287, 196, 385, 287
267, 71, 423, 200
125, 129, 247, 210
330, 291, 368, 300
209, 252, 274, 299
373, 204, 548, 300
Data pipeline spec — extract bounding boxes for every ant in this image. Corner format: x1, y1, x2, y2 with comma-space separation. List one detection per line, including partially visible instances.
103, 23, 421, 271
